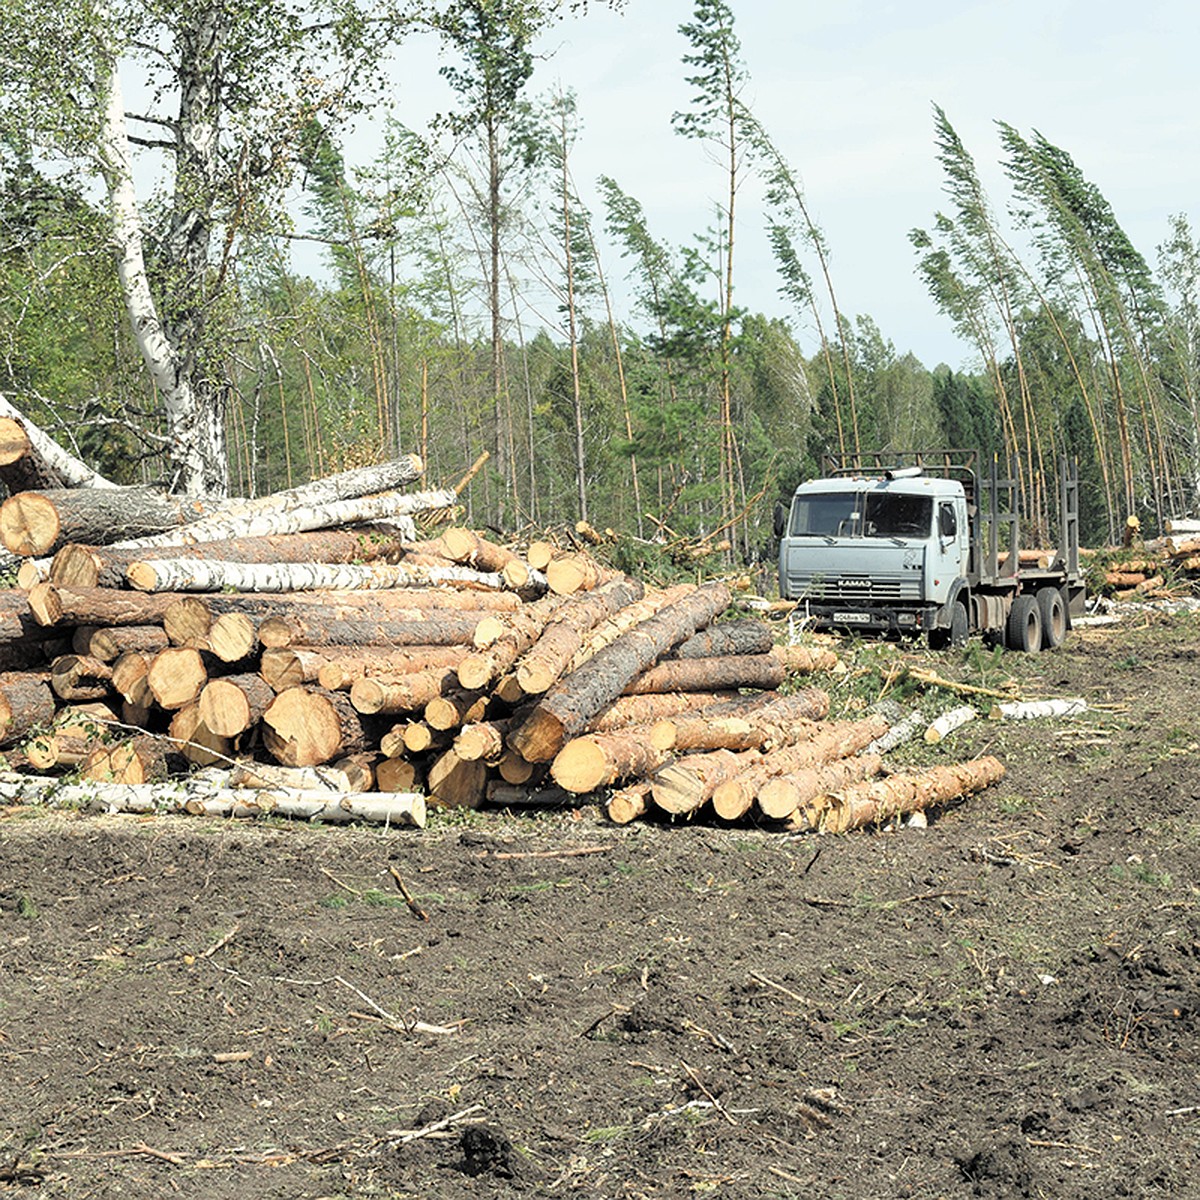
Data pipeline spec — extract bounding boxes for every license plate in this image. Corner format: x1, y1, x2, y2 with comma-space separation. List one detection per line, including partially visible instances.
833, 611, 872, 624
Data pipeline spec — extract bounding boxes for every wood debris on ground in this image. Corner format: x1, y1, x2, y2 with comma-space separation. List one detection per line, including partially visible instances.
0, 444, 1008, 834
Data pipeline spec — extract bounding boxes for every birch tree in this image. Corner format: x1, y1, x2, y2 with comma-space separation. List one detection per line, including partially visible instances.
0, 0, 415, 496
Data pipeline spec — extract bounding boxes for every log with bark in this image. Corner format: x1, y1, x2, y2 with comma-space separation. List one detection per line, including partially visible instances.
455, 594, 575, 691
606, 779, 653, 825
545, 552, 621, 596
755, 753, 884, 821
315, 645, 470, 692
198, 673, 275, 737
508, 582, 732, 762
664, 619, 775, 660
923, 705, 978, 744
0, 487, 221, 557
0, 415, 66, 492
49, 524, 419, 589
168, 703, 233, 767
349, 666, 462, 716
550, 727, 672, 794
262, 686, 378, 767
0, 395, 116, 489
622, 652, 785, 696
708, 716, 890, 822
22, 702, 117, 770
791, 756, 1006, 834
83, 734, 172, 784
649, 689, 832, 753
49, 654, 112, 702
511, 578, 646, 696
441, 527, 534, 589
257, 611, 487, 650
771, 644, 841, 675
426, 748, 489, 809
585, 690, 744, 733
81, 624, 170, 663
0, 673, 57, 745
650, 747, 762, 817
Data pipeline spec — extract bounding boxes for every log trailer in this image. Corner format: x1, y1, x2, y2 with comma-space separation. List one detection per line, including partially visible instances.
773, 450, 1085, 652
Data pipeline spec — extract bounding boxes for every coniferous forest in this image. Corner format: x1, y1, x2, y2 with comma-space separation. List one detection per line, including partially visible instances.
1, 0, 1197, 560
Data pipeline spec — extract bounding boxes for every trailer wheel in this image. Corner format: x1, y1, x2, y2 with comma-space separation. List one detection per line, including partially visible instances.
1036, 587, 1067, 649
1006, 593, 1042, 654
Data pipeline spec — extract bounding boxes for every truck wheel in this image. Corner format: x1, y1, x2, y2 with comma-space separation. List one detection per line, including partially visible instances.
1006, 593, 1042, 654
1036, 587, 1067, 649
928, 600, 969, 650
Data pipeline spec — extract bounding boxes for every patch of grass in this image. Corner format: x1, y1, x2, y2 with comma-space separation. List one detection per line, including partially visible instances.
362, 888, 405, 908
582, 1125, 629, 1144
1110, 861, 1173, 889
15, 894, 37, 919
319, 893, 351, 910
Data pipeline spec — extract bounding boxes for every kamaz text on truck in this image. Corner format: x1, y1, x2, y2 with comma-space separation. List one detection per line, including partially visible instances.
773, 451, 1085, 652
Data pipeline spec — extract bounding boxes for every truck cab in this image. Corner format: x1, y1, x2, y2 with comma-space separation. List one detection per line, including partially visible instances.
776, 468, 970, 639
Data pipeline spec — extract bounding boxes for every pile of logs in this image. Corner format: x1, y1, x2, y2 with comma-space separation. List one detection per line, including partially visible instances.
1089, 519, 1200, 599
0, 417, 1006, 832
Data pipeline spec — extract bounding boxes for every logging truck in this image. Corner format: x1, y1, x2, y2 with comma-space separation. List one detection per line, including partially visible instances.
773, 450, 1085, 651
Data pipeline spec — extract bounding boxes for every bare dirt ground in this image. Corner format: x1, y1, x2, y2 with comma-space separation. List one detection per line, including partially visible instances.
1, 609, 1198, 1200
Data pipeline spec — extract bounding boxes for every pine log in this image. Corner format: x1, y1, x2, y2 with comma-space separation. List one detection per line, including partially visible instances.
198, 672, 275, 737
23, 702, 116, 769
756, 754, 884, 821
709, 716, 890, 821
146, 647, 208, 710
261, 647, 330, 692
28, 583, 180, 628
565, 584, 690, 675
85, 625, 170, 663
126, 557, 511, 594
606, 780, 653, 825
623, 652, 784, 696
551, 727, 672, 794
168, 703, 233, 766
379, 720, 444, 757
1165, 535, 1200, 558
456, 593, 575, 690
0, 673, 56, 744
509, 582, 732, 762
526, 541, 556, 571
0, 415, 66, 492
375, 756, 421, 794
50, 654, 113, 702
771, 644, 841, 675
332, 753, 381, 792
316, 645, 469, 691
258, 611, 486, 650
208, 612, 257, 663
0, 487, 221, 557
453, 719, 512, 763
442, 527, 531, 587
665, 619, 774, 660
497, 750, 537, 785
650, 690, 831, 753
111, 652, 154, 707
262, 686, 376, 766
793, 756, 1006, 833
513, 577, 646, 696
51, 525, 418, 589
350, 666, 460, 715
651, 747, 761, 816
426, 748, 488, 809
83, 735, 171, 783
424, 689, 488, 731
586, 690, 743, 733
545, 552, 620, 595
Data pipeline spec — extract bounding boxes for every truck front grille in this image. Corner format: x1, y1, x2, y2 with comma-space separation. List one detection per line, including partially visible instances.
787, 572, 921, 603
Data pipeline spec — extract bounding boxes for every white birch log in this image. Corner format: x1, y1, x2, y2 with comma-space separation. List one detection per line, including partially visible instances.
126, 557, 513, 594
923, 705, 978, 744
101, 493, 439, 555
0, 396, 117, 490
0, 771, 424, 826
865, 709, 926, 755
988, 697, 1087, 721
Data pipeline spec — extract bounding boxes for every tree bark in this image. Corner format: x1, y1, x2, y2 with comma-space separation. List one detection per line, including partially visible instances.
426, 748, 488, 809
0, 415, 66, 492
262, 686, 377, 767
314, 645, 470, 692
792, 756, 1006, 833
665, 619, 774, 660
508, 582, 731, 762
756, 754, 884, 821
709, 716, 890, 822
586, 690, 744, 733
650, 690, 830, 752
550, 728, 672, 794
455, 593, 574, 691
257, 611, 487, 650
0, 673, 56, 745
622, 653, 784, 696
349, 667, 460, 716
512, 577, 645, 696
0, 487, 225, 557
651, 747, 761, 817
0, 396, 115, 490
198, 672, 275, 737
28, 583, 180, 628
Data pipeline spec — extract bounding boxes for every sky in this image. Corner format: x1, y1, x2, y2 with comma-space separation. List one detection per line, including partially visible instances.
341, 0, 1200, 372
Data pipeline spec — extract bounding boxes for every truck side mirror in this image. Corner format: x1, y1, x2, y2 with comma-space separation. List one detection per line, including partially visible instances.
773, 501, 787, 539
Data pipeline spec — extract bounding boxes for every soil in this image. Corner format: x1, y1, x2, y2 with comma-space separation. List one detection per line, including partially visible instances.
1, 608, 1198, 1199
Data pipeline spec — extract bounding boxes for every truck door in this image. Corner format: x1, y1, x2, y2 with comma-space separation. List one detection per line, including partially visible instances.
932, 499, 968, 595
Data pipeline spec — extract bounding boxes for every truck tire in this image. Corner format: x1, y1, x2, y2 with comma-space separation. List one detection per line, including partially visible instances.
930, 599, 970, 650
1006, 593, 1042, 654
1036, 586, 1067, 649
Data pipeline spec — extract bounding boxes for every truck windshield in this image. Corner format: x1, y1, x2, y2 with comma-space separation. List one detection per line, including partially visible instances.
789, 492, 933, 538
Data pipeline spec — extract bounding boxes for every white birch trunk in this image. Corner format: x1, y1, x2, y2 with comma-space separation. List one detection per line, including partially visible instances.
865, 709, 926, 755
103, 490, 452, 553
213, 456, 426, 518
923, 705, 978, 744
0, 771, 424, 826
988, 698, 1087, 721
96, 39, 225, 496
0, 395, 117, 489
126, 557, 512, 594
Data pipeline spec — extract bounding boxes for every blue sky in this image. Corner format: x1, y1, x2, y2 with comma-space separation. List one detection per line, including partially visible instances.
350, 0, 1200, 371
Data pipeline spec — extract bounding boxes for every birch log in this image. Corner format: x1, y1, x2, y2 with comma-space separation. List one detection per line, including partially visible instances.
988, 698, 1087, 720
924, 705, 978, 744
126, 558, 510, 594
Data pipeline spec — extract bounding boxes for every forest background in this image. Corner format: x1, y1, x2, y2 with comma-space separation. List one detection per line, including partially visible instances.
3, 0, 1199, 571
